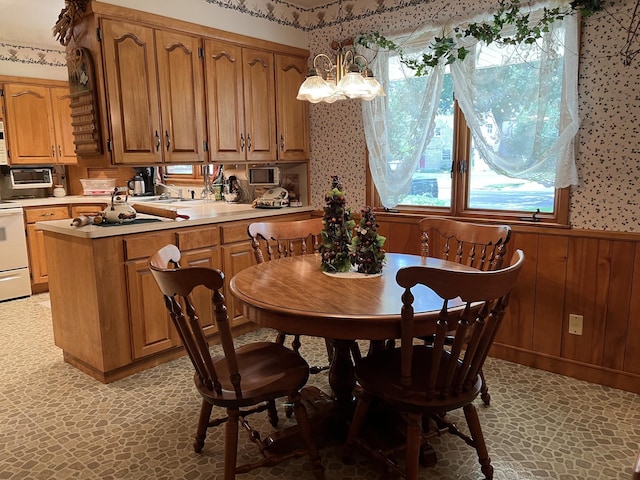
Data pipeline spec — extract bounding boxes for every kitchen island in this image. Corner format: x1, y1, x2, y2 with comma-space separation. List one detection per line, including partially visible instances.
38, 202, 314, 383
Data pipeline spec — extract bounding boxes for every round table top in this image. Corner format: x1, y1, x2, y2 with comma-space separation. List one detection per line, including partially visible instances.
229, 253, 477, 341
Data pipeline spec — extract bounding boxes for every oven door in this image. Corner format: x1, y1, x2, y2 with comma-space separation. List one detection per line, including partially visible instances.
0, 207, 29, 270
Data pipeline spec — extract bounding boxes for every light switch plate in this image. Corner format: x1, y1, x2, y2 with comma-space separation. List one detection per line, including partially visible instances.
569, 314, 583, 335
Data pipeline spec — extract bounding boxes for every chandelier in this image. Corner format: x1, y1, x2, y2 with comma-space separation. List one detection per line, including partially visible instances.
296, 1, 385, 104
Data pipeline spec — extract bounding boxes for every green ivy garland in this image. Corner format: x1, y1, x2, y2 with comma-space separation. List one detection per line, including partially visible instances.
356, 0, 604, 76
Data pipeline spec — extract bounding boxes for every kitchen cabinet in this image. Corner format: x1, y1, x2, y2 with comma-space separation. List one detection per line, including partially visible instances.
3, 83, 77, 165
24, 203, 105, 293
65, 2, 310, 166
124, 227, 221, 359
100, 19, 207, 165
24, 206, 71, 291
204, 40, 277, 162
41, 207, 313, 382
275, 54, 310, 162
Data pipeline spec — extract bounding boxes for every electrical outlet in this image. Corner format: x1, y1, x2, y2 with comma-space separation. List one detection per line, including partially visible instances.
569, 314, 583, 335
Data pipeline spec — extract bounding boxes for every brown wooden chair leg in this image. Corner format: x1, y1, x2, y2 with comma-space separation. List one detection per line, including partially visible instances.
194, 400, 213, 453
343, 390, 373, 462
463, 403, 493, 480
224, 408, 240, 480
479, 368, 491, 405
266, 399, 279, 427
405, 412, 423, 480
291, 391, 325, 480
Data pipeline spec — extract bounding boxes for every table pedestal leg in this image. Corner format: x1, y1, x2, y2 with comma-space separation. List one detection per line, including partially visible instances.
328, 339, 357, 422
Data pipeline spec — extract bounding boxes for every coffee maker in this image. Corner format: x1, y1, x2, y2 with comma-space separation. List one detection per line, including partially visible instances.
131, 167, 155, 196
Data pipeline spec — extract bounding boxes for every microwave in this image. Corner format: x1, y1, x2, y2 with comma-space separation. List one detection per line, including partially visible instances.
248, 166, 280, 186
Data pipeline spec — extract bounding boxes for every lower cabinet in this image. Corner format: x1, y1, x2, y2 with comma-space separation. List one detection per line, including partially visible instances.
25, 203, 106, 293
44, 211, 312, 382
25, 205, 72, 292
124, 228, 222, 359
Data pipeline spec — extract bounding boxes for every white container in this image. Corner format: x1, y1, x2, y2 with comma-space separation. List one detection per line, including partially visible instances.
53, 185, 66, 197
80, 178, 116, 196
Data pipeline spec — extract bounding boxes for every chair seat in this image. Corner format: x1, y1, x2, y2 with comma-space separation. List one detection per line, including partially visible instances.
355, 346, 482, 413
198, 342, 310, 407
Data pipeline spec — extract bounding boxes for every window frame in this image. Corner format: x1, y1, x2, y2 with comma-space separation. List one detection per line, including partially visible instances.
367, 101, 570, 225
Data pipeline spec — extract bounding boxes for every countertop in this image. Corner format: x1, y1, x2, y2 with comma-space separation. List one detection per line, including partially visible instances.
28, 195, 314, 239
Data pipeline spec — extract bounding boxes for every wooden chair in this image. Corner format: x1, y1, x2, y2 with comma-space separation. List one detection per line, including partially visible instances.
418, 216, 511, 405
149, 244, 324, 480
345, 250, 524, 480
248, 218, 334, 372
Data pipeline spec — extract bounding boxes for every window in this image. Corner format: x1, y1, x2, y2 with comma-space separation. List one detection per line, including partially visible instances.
364, 7, 579, 224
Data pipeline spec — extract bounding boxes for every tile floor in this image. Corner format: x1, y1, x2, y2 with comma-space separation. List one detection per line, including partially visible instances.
0, 293, 639, 479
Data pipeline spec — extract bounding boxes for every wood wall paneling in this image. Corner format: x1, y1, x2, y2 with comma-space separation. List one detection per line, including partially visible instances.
624, 244, 640, 375
531, 234, 568, 357
602, 240, 635, 370
374, 213, 640, 393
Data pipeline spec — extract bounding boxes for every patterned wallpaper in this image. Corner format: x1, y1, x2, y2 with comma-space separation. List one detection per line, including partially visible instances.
2, 0, 638, 231
307, 0, 640, 232
0, 42, 66, 68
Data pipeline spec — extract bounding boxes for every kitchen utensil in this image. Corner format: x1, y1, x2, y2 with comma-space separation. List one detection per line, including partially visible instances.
101, 189, 137, 223
133, 203, 190, 220
127, 175, 145, 196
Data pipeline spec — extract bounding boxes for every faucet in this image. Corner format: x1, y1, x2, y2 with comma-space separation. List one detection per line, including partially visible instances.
156, 182, 183, 200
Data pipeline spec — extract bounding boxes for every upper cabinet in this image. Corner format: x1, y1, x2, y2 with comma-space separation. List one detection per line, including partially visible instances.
275, 54, 310, 162
204, 41, 277, 162
100, 20, 207, 165
2, 82, 77, 165
66, 2, 310, 166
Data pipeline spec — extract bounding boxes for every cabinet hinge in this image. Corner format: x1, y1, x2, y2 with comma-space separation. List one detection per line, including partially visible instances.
97, 27, 102, 42
107, 139, 112, 152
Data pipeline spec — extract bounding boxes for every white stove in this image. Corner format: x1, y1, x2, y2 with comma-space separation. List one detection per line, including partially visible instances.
0, 200, 31, 301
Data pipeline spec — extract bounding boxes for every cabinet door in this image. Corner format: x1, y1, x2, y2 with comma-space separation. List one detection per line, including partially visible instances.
222, 240, 257, 326
204, 39, 246, 162
26, 225, 48, 286
242, 48, 277, 162
4, 84, 55, 165
50, 87, 77, 164
126, 258, 178, 359
181, 248, 222, 336
275, 54, 309, 161
101, 19, 163, 165
156, 30, 207, 164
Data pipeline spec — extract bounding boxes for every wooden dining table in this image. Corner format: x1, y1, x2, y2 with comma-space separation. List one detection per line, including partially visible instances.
229, 252, 478, 417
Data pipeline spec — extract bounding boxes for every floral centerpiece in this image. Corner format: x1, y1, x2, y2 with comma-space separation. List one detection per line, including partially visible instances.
352, 207, 386, 274
320, 176, 355, 273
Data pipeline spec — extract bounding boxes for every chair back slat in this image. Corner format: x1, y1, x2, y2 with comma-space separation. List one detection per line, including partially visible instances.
248, 218, 323, 263
397, 250, 524, 401
149, 244, 238, 397
419, 217, 511, 271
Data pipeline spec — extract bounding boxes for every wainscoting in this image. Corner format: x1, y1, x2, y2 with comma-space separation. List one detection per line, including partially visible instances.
375, 214, 640, 394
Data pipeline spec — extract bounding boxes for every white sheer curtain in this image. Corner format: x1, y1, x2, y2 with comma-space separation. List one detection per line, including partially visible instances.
362, 1, 580, 208
361, 29, 445, 208
450, 8, 579, 188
